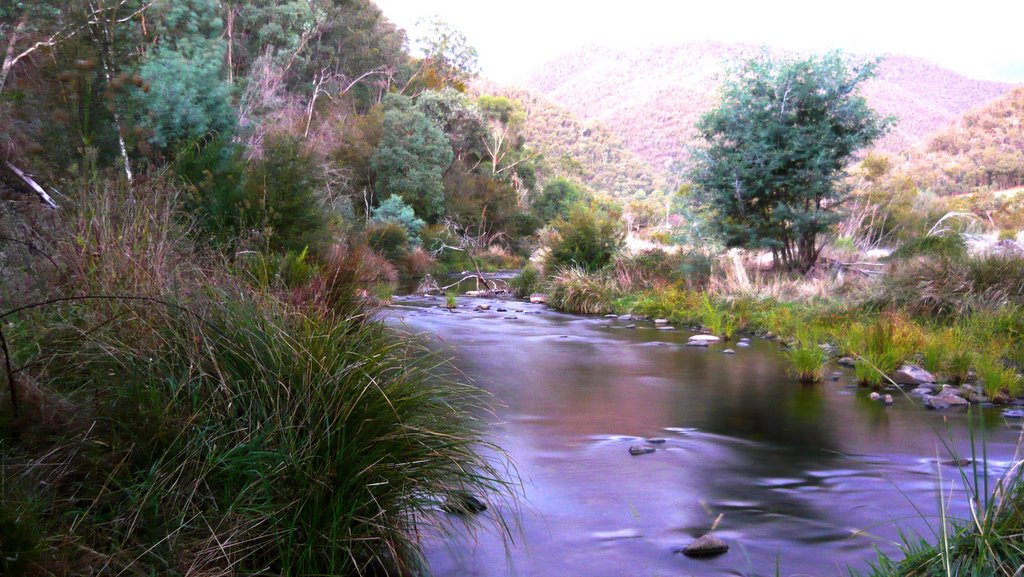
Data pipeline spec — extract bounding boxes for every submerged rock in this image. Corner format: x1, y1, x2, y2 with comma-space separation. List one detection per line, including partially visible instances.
629, 445, 656, 456
927, 392, 969, 410
677, 534, 729, 558
883, 394, 894, 405
838, 357, 856, 368
686, 340, 710, 347
893, 365, 936, 386
737, 341, 751, 348
646, 438, 667, 445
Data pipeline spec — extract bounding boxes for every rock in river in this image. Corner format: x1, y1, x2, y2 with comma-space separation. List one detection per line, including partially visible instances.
629, 445, 656, 456
893, 365, 936, 386
677, 534, 729, 558
688, 334, 721, 344
838, 357, 856, 368
529, 293, 548, 304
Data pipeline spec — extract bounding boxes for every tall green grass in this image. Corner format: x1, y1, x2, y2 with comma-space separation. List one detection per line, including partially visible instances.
548, 265, 622, 314
785, 333, 829, 384
861, 414, 1024, 576
1, 175, 516, 576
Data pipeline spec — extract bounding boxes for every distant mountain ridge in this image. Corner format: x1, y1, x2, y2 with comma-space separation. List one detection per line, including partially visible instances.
522, 42, 1016, 177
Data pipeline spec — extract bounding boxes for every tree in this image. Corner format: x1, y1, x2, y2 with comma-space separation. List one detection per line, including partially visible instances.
135, 0, 234, 150
533, 177, 584, 222
689, 51, 890, 271
370, 93, 453, 221
411, 17, 478, 91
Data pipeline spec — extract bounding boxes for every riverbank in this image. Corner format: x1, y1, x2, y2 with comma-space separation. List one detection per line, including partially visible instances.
0, 182, 514, 576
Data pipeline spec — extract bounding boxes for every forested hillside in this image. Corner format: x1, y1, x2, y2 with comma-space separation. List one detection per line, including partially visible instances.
524, 43, 1014, 172
473, 81, 664, 196
903, 86, 1024, 194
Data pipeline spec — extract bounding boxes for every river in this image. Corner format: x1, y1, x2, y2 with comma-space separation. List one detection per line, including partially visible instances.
386, 294, 1023, 577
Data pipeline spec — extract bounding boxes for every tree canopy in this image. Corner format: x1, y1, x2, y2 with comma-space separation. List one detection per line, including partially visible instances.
689, 51, 890, 271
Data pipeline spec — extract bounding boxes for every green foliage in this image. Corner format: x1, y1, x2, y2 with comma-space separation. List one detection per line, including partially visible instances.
371, 195, 425, 244
545, 205, 624, 273
882, 252, 1024, 317
175, 135, 246, 242
509, 265, 542, 298
366, 221, 410, 264
240, 135, 327, 252
415, 88, 487, 161
135, 0, 234, 149
371, 93, 454, 221
445, 291, 457, 309
234, 248, 318, 290
786, 333, 829, 384
974, 353, 1023, 399
886, 233, 967, 261
839, 315, 920, 389
442, 160, 519, 233
548, 266, 622, 315
690, 51, 890, 271
533, 177, 585, 222
700, 292, 738, 341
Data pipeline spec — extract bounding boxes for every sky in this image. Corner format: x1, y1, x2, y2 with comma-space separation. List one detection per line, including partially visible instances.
373, 0, 1024, 84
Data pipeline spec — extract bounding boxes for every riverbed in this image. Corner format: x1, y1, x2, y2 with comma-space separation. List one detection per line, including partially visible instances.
386, 294, 1023, 577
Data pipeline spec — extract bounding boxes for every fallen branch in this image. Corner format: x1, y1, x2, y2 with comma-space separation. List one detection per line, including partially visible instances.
4, 161, 59, 209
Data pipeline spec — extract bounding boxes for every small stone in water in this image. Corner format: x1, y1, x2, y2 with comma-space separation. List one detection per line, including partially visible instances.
869, 392, 881, 401
504, 315, 518, 320
629, 445, 656, 456
646, 438, 667, 445
883, 394, 894, 405
677, 534, 729, 557
496, 307, 507, 312
722, 349, 736, 355
442, 491, 488, 515
737, 342, 751, 348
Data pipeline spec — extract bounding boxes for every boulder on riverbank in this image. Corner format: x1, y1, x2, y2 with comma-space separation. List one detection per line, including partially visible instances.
529, 293, 549, 304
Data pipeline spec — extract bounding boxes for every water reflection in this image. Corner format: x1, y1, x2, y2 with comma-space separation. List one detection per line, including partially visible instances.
387, 296, 1021, 577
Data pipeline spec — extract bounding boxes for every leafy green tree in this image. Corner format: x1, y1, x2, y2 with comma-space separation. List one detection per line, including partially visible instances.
370, 93, 453, 222
689, 51, 890, 271
533, 177, 585, 222
371, 195, 425, 244
415, 88, 487, 164
135, 0, 234, 150
547, 204, 624, 272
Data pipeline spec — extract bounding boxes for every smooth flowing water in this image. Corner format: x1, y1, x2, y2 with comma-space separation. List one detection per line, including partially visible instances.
387, 295, 1023, 577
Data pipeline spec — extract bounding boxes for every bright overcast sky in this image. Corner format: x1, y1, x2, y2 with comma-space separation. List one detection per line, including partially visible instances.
373, 0, 1024, 84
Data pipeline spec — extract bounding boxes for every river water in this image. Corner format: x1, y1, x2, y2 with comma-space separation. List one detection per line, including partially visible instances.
386, 294, 1023, 577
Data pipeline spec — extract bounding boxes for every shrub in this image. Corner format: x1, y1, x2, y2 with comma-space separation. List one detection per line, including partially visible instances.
366, 221, 411, 264
544, 205, 624, 273
372, 194, 426, 244
240, 135, 328, 252
174, 134, 246, 242
404, 247, 435, 277
509, 265, 542, 298
700, 292, 738, 341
